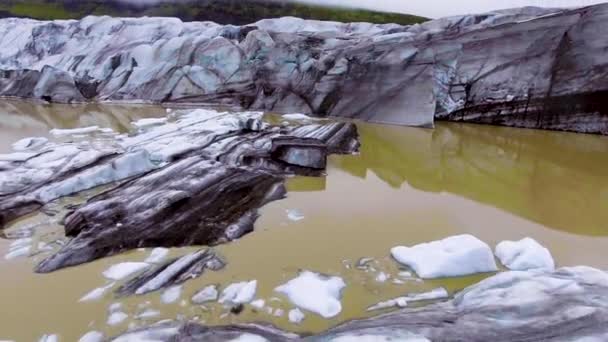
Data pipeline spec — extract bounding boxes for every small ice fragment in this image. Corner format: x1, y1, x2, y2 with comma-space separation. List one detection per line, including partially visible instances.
273, 309, 284, 317
78, 331, 104, 342
102, 262, 149, 280
161, 285, 182, 304
5, 245, 31, 260
12, 137, 48, 151
398, 271, 413, 278
132, 118, 168, 129
495, 237, 555, 271
144, 248, 169, 263
375, 272, 389, 283
79, 282, 115, 302
275, 271, 345, 318
250, 299, 265, 309
107, 311, 128, 326
391, 235, 497, 279
367, 287, 449, 311
227, 334, 269, 342
282, 113, 314, 121
192, 285, 219, 304
136, 309, 160, 319
288, 308, 305, 324
108, 302, 122, 312
50, 126, 100, 136
38, 334, 58, 342
286, 209, 305, 222
219, 281, 257, 305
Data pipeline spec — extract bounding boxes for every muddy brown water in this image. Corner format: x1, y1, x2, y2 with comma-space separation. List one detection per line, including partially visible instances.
0, 100, 607, 341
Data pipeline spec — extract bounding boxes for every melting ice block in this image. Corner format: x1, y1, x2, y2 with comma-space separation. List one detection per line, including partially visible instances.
391, 234, 498, 279
275, 271, 345, 318
495, 237, 555, 271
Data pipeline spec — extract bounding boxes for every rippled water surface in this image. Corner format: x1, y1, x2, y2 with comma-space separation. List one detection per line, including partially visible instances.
1, 100, 607, 341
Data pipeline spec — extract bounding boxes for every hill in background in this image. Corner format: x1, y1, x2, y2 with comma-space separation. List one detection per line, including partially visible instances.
0, 0, 428, 25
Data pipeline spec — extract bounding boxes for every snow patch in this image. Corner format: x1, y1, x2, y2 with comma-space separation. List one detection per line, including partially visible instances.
391, 234, 498, 278
275, 271, 345, 318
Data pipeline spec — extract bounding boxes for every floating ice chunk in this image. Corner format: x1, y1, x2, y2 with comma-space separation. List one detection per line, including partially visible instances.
103, 262, 150, 280
78, 331, 104, 342
12, 137, 48, 151
5, 238, 32, 259
288, 308, 305, 324
495, 237, 555, 271
282, 113, 316, 121
38, 334, 58, 342
192, 285, 219, 304
250, 299, 265, 309
113, 327, 179, 342
375, 272, 389, 283
275, 271, 346, 318
286, 209, 305, 222
398, 271, 413, 278
227, 334, 269, 342
50, 126, 100, 136
144, 247, 169, 263
273, 309, 284, 317
391, 235, 498, 279
219, 281, 257, 305
161, 285, 182, 304
367, 287, 449, 311
132, 118, 168, 129
107, 311, 128, 326
136, 309, 161, 319
79, 282, 115, 302
108, 302, 122, 312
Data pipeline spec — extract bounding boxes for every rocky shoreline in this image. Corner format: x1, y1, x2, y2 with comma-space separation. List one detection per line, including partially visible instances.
1, 4, 607, 133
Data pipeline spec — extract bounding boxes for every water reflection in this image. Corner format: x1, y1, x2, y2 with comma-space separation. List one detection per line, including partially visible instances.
326, 122, 608, 236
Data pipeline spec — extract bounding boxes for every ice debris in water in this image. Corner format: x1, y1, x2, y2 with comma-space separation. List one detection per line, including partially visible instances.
367, 287, 449, 311
132, 117, 168, 129
375, 272, 390, 282
288, 308, 305, 324
495, 237, 555, 271
275, 271, 346, 318
4, 238, 33, 260
144, 247, 169, 263
250, 299, 265, 309
286, 209, 305, 222
282, 113, 315, 121
78, 331, 104, 342
12, 137, 48, 151
228, 334, 269, 342
391, 234, 498, 279
192, 285, 219, 304
329, 333, 430, 342
38, 334, 59, 342
136, 309, 161, 320
102, 262, 150, 280
219, 281, 257, 305
161, 285, 183, 304
50, 126, 101, 136
79, 282, 116, 302
107, 311, 128, 326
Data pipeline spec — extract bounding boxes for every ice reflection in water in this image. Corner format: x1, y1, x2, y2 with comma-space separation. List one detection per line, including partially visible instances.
0, 102, 607, 341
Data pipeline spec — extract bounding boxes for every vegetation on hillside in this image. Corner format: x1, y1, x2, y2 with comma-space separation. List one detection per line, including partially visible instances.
0, 0, 428, 25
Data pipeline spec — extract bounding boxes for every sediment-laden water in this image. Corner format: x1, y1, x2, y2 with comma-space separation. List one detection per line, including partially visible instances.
0, 100, 607, 341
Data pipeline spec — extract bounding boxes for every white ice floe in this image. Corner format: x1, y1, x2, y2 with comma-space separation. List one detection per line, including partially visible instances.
495, 237, 555, 271
161, 285, 182, 304
38, 334, 58, 342
219, 281, 257, 305
136, 309, 161, 319
192, 285, 219, 304
103, 262, 150, 280
132, 118, 168, 129
391, 234, 498, 279
78, 331, 104, 342
288, 308, 305, 324
144, 247, 169, 264
367, 287, 449, 311
282, 113, 316, 121
79, 282, 116, 302
5, 244, 31, 260
12, 137, 48, 151
228, 334, 269, 342
50, 126, 100, 136
250, 299, 265, 309
107, 311, 128, 326
286, 209, 305, 222
275, 271, 346, 318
